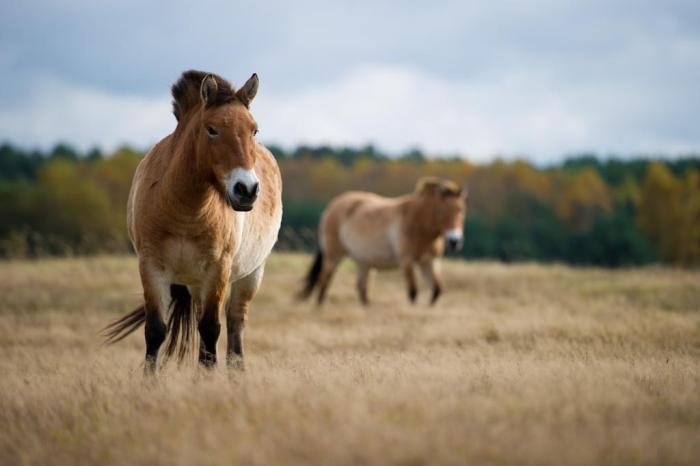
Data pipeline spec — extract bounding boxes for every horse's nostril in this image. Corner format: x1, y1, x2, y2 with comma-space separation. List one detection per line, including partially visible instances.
234, 182, 247, 196
233, 181, 259, 201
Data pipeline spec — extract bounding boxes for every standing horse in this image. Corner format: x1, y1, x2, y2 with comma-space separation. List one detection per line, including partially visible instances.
102, 70, 282, 373
299, 177, 466, 306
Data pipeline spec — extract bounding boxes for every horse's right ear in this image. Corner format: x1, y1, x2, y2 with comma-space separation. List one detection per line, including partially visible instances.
200, 74, 218, 105
415, 177, 441, 196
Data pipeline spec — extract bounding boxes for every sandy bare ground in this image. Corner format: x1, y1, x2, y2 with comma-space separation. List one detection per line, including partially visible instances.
0, 253, 699, 465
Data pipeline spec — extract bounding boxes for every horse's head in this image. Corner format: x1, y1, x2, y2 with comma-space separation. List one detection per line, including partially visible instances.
172, 71, 262, 211
416, 177, 468, 251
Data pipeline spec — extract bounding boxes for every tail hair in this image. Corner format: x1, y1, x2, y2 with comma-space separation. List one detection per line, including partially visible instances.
101, 305, 146, 345
101, 284, 197, 364
297, 250, 323, 301
163, 284, 197, 363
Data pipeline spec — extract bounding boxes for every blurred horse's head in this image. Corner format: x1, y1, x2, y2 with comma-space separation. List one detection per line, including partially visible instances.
414, 177, 467, 250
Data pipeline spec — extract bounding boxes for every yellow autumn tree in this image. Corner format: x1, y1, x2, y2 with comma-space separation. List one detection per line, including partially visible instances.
676, 170, 700, 265
552, 168, 611, 231
637, 163, 684, 263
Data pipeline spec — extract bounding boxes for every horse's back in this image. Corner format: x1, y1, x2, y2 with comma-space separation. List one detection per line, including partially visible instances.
321, 191, 402, 267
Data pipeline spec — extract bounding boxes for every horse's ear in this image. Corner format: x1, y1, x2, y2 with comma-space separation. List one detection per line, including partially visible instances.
200, 74, 218, 105
438, 180, 462, 198
236, 73, 259, 108
415, 177, 441, 196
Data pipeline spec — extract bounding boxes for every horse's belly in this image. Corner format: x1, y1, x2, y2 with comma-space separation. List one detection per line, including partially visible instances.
229, 216, 281, 281
230, 240, 273, 281
339, 221, 399, 268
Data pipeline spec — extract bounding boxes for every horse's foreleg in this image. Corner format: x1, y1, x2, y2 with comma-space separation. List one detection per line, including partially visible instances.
198, 270, 230, 368
401, 260, 417, 303
419, 260, 442, 305
226, 265, 264, 371
140, 263, 171, 376
356, 264, 370, 306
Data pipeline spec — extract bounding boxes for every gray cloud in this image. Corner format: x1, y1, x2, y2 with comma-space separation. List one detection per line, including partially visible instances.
1, 0, 699, 160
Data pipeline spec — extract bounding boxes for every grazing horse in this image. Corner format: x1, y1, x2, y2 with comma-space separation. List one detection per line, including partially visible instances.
102, 70, 282, 374
299, 177, 466, 306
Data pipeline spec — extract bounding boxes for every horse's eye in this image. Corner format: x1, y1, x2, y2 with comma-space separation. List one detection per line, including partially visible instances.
207, 126, 219, 138
253, 128, 259, 137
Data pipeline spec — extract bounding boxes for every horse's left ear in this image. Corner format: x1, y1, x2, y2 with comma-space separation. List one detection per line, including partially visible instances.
236, 73, 259, 108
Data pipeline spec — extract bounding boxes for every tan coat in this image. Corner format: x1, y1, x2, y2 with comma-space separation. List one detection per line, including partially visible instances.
299, 177, 466, 305
104, 70, 281, 373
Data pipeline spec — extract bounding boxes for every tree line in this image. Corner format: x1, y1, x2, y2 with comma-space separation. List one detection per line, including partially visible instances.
1, 142, 699, 266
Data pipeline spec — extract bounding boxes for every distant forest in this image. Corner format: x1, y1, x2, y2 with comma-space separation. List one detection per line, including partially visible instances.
1, 142, 699, 266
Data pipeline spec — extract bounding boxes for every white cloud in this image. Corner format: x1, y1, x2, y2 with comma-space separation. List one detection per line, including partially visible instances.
1, 1, 699, 160
2, 63, 699, 162
256, 64, 698, 162
0, 76, 174, 152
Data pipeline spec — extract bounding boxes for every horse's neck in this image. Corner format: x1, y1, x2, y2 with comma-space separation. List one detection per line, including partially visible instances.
402, 196, 442, 240
162, 139, 222, 220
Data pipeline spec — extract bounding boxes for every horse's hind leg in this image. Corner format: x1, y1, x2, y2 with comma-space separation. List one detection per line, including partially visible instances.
226, 265, 264, 370
316, 254, 342, 305
356, 264, 370, 305
140, 262, 171, 375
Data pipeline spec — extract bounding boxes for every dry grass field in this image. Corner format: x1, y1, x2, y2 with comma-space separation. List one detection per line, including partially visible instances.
0, 253, 699, 466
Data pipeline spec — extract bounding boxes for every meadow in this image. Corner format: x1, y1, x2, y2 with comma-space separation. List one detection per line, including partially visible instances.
0, 253, 699, 465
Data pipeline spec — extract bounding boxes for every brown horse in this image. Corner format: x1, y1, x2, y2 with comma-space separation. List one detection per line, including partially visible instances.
102, 70, 282, 374
299, 177, 466, 306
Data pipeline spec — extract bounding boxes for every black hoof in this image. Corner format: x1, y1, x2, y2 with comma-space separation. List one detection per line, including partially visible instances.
199, 350, 217, 368
227, 356, 246, 372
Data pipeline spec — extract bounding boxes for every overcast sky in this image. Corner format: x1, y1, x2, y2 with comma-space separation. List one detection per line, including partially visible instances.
1, 0, 699, 162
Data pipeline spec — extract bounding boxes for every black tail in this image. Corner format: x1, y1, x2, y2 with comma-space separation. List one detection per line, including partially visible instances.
163, 284, 196, 363
297, 250, 323, 301
101, 305, 146, 344
101, 284, 196, 363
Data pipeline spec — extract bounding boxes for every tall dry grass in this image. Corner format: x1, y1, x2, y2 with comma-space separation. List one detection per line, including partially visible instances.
0, 254, 699, 465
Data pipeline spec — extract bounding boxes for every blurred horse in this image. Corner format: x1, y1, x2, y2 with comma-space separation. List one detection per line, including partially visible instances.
102, 70, 282, 374
299, 177, 466, 306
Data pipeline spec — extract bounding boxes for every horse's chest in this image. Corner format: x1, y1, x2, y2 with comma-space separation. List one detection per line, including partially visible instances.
163, 238, 217, 286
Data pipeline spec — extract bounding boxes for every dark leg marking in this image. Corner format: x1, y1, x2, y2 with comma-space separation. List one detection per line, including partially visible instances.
227, 327, 245, 371
198, 316, 221, 368
144, 314, 166, 375
409, 286, 417, 303
431, 285, 442, 305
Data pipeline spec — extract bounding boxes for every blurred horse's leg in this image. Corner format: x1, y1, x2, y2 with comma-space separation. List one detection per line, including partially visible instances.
401, 259, 418, 304
419, 260, 442, 305
356, 263, 370, 305
316, 254, 342, 305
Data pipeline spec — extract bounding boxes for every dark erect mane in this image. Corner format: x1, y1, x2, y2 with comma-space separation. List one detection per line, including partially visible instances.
171, 70, 237, 122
